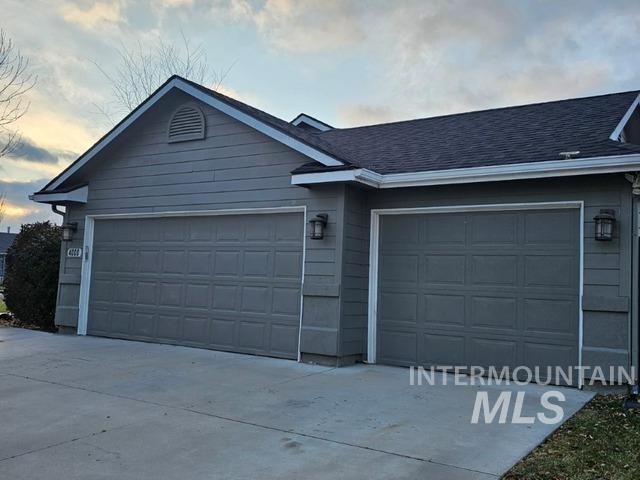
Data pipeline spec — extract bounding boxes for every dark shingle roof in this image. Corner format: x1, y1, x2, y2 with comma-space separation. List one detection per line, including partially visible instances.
180, 77, 352, 165
0, 232, 17, 254
303, 90, 640, 174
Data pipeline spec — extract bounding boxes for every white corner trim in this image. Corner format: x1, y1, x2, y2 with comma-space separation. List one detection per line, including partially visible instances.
76, 207, 307, 342
366, 201, 585, 368
29, 185, 88, 204
291, 153, 640, 189
610, 93, 640, 141
291, 114, 333, 132
46, 78, 343, 192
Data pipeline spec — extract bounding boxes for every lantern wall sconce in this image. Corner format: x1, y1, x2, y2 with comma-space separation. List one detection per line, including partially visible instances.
594, 209, 615, 241
309, 213, 328, 240
62, 222, 78, 242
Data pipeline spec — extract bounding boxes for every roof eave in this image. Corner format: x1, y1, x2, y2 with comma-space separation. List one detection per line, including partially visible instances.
42, 77, 345, 193
291, 153, 640, 189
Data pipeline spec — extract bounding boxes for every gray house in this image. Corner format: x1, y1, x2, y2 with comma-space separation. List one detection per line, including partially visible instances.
0, 230, 18, 283
31, 76, 640, 386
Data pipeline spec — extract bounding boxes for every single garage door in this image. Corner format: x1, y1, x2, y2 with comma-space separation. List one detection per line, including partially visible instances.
377, 208, 580, 376
87, 213, 303, 359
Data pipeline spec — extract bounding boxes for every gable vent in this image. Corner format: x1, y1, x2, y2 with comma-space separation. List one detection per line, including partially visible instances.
167, 105, 206, 143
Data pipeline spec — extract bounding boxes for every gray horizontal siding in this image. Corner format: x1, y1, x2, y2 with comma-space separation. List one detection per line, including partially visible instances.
351, 174, 633, 377
56, 89, 345, 357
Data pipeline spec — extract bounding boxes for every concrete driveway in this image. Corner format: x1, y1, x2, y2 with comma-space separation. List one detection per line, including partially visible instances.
0, 327, 593, 479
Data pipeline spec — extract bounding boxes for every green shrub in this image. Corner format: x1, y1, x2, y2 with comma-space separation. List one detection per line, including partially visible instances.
3, 222, 61, 329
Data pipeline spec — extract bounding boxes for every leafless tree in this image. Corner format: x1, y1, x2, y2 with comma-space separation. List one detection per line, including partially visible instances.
95, 33, 233, 123
0, 29, 36, 158
0, 192, 6, 227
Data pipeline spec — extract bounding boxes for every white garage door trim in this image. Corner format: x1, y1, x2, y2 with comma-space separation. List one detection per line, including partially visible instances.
367, 201, 585, 385
78, 206, 307, 361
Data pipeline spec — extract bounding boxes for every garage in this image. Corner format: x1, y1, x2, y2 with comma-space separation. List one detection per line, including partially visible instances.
373, 206, 581, 375
86, 212, 304, 359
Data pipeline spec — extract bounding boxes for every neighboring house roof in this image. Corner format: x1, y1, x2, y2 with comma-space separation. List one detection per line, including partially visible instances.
0, 232, 17, 254
31, 74, 640, 198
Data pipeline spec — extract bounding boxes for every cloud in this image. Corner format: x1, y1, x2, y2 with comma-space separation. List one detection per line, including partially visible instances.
219, 0, 367, 53
0, 179, 57, 232
8, 137, 59, 164
338, 105, 403, 127
60, 1, 125, 30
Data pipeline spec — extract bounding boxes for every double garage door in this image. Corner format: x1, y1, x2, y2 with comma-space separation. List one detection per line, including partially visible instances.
376, 208, 580, 375
87, 213, 303, 359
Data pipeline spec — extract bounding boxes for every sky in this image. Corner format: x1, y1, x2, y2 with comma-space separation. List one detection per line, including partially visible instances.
1, 0, 639, 232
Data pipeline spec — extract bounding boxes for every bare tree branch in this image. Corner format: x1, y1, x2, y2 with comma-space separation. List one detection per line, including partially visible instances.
0, 29, 36, 158
0, 192, 6, 228
94, 34, 232, 123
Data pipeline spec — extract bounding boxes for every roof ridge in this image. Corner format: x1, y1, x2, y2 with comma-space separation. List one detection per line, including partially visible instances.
327, 89, 640, 133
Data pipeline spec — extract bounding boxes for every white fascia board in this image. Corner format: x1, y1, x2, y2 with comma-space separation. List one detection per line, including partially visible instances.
291, 154, 640, 189
29, 185, 88, 204
45, 79, 343, 192
291, 114, 333, 131
610, 93, 640, 140
291, 169, 382, 188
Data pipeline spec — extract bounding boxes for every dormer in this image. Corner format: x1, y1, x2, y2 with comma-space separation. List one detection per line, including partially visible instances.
291, 113, 333, 132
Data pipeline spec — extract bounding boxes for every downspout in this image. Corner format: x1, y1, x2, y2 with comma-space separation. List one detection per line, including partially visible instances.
625, 173, 640, 409
51, 204, 65, 217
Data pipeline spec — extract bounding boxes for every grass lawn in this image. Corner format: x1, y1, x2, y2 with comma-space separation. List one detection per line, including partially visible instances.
504, 395, 640, 479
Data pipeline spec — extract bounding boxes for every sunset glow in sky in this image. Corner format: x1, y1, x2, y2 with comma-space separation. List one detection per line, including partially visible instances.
2, 0, 639, 231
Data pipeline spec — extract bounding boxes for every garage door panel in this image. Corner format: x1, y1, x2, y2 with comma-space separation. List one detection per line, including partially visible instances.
270, 324, 299, 356
380, 254, 419, 282
88, 213, 303, 359
468, 337, 518, 369
140, 250, 162, 273
378, 208, 579, 383
524, 298, 577, 334
214, 251, 240, 276
157, 314, 180, 340
243, 250, 272, 277
187, 251, 212, 274
183, 316, 210, 343
272, 287, 301, 316
524, 255, 575, 288
185, 284, 210, 309
524, 211, 577, 246
380, 292, 418, 323
470, 255, 517, 286
470, 213, 518, 245
132, 312, 155, 337
238, 321, 266, 350
381, 216, 420, 245
136, 281, 158, 305
379, 330, 418, 365
470, 296, 517, 330
424, 215, 466, 244
240, 286, 270, 313
424, 255, 465, 284
423, 294, 464, 326
422, 333, 465, 365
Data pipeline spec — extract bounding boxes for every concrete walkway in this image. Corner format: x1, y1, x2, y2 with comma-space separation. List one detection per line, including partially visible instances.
0, 327, 593, 479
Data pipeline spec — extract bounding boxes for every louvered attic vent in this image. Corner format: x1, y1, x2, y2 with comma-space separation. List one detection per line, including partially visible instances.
167, 105, 206, 143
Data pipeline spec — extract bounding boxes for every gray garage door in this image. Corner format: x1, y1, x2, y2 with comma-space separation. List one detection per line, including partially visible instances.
87, 213, 303, 359
377, 208, 580, 376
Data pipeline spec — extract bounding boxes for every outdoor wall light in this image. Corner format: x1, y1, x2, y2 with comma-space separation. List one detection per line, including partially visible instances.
62, 222, 78, 242
309, 214, 328, 240
594, 209, 615, 241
